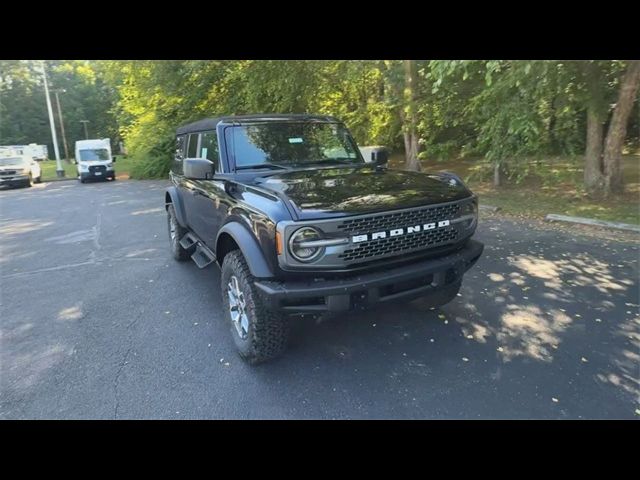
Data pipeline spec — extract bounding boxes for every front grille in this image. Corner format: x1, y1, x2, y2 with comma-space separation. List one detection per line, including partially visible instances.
89, 165, 106, 173
339, 226, 458, 261
0, 170, 17, 176
337, 203, 460, 234
337, 203, 462, 263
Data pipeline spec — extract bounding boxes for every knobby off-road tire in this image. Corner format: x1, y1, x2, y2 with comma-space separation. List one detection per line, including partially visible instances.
167, 204, 190, 261
221, 250, 289, 364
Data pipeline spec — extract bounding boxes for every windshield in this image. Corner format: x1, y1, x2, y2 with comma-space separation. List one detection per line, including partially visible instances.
227, 122, 363, 169
0, 157, 26, 167
79, 149, 110, 162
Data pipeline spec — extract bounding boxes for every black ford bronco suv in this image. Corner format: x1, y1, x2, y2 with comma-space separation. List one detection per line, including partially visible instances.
165, 114, 483, 363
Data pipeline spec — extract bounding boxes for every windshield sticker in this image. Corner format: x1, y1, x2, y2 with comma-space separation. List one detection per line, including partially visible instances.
201, 147, 208, 158
288, 138, 304, 144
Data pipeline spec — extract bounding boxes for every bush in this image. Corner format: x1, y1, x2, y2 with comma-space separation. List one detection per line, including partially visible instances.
129, 154, 172, 179
128, 136, 175, 180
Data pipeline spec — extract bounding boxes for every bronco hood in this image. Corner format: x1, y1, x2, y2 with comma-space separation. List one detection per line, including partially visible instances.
252, 166, 472, 220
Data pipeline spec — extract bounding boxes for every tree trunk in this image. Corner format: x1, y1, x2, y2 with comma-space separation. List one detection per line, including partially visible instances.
602, 60, 640, 196
403, 60, 421, 172
584, 105, 604, 194
493, 162, 501, 187
582, 61, 607, 195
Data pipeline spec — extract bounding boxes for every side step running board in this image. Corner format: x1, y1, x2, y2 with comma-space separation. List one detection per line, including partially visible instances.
179, 231, 216, 269
179, 232, 198, 251
191, 244, 216, 269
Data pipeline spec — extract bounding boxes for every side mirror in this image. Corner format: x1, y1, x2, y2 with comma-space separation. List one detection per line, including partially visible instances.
184, 158, 214, 180
112, 156, 117, 163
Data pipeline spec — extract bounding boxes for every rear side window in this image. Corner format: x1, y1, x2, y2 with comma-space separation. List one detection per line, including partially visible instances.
173, 135, 186, 174
199, 131, 219, 169
175, 135, 186, 160
187, 133, 199, 158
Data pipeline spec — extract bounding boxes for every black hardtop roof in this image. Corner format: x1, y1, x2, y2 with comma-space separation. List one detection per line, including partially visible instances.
176, 114, 341, 135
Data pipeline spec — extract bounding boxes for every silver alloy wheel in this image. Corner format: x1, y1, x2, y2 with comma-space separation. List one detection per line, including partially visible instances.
169, 213, 177, 243
227, 275, 249, 339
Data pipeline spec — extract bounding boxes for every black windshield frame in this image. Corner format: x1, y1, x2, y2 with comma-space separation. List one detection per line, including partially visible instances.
225, 122, 364, 172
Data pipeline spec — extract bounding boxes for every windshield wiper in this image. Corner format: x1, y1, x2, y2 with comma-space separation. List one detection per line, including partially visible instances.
236, 163, 289, 171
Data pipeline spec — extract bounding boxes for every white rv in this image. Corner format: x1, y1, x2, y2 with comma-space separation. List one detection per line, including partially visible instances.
75, 138, 116, 183
24, 144, 48, 161
0, 144, 48, 161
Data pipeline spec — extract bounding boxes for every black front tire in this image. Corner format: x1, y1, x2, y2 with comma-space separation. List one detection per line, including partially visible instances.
167, 204, 190, 261
221, 250, 289, 364
24, 174, 33, 188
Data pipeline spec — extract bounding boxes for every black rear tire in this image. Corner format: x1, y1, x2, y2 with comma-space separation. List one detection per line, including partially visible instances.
221, 250, 289, 364
167, 204, 190, 261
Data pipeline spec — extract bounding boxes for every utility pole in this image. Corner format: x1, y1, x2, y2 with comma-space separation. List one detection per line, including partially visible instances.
80, 120, 90, 139
41, 61, 64, 177
52, 89, 70, 163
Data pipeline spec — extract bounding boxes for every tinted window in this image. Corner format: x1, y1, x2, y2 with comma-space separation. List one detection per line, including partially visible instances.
187, 133, 199, 158
172, 135, 185, 174
199, 131, 219, 167
175, 135, 185, 160
228, 122, 362, 169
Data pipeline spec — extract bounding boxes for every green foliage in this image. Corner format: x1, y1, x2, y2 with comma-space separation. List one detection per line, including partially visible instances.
128, 136, 175, 179
0, 60, 119, 156
4, 60, 637, 182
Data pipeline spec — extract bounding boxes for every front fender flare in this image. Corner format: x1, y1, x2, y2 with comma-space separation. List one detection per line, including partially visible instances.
217, 222, 274, 279
165, 186, 187, 228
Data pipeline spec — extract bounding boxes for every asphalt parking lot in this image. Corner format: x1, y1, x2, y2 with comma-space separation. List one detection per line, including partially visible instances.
0, 179, 638, 419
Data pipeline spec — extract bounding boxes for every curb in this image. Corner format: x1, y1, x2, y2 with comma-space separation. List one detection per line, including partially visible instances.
479, 204, 501, 212
42, 177, 77, 183
545, 214, 640, 233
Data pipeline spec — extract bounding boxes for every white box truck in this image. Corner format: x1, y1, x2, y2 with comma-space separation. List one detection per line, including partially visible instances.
75, 138, 116, 183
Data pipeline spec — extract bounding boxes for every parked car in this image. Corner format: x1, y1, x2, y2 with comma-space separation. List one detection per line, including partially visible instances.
0, 155, 42, 187
165, 114, 483, 364
75, 138, 116, 182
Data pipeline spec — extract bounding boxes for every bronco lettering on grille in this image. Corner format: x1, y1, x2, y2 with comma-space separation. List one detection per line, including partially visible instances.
352, 220, 451, 243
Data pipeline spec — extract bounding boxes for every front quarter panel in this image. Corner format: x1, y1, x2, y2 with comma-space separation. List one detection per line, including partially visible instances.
218, 184, 293, 278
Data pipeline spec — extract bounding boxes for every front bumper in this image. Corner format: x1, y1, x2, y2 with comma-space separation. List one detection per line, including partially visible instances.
255, 239, 484, 314
80, 170, 114, 180
0, 174, 29, 185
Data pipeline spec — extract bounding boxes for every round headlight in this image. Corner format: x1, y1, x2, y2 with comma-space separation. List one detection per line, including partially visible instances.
289, 227, 323, 262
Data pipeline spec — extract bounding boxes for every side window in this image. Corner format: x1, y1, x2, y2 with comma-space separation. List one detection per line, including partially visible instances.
173, 135, 186, 174
187, 133, 199, 158
175, 135, 185, 160
199, 131, 219, 171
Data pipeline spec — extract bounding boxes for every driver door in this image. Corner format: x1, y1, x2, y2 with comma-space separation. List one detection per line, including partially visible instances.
184, 131, 225, 248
